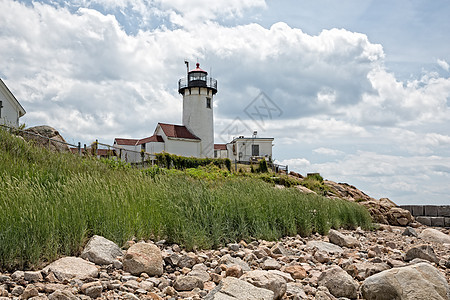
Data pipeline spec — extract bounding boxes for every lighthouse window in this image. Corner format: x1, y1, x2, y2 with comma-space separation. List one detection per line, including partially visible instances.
206, 97, 211, 108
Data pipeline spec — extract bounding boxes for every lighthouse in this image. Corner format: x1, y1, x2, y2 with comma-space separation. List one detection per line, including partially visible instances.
178, 62, 218, 158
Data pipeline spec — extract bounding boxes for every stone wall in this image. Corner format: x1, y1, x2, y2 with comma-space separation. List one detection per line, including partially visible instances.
400, 205, 450, 227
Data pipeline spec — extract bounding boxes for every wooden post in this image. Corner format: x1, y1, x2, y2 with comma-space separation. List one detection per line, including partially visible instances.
78, 142, 81, 156
95, 139, 98, 157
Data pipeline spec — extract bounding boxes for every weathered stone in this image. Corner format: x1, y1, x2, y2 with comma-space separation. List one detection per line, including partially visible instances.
405, 244, 439, 264
43, 257, 98, 281
80, 235, 123, 265
306, 241, 343, 254
285, 283, 308, 299
419, 228, 450, 244
205, 277, 274, 300
328, 229, 360, 248
80, 281, 102, 298
282, 265, 307, 280
123, 243, 163, 276
11, 285, 25, 297
173, 276, 204, 291
22, 126, 69, 152
262, 258, 281, 270
361, 262, 449, 300
241, 270, 287, 300
219, 254, 250, 271
386, 207, 413, 226
225, 265, 243, 278
24, 271, 43, 283
12, 271, 25, 280
402, 227, 418, 237
188, 263, 210, 282
21, 285, 39, 299
177, 253, 198, 269
47, 290, 78, 300
317, 266, 358, 299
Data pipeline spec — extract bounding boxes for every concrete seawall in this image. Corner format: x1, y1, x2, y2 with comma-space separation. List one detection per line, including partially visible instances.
400, 205, 450, 227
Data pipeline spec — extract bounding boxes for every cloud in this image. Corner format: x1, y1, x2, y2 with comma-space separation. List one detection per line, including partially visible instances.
313, 147, 344, 156
437, 59, 449, 72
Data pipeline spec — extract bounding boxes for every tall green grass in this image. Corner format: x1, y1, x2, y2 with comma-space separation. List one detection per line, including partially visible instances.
0, 130, 372, 270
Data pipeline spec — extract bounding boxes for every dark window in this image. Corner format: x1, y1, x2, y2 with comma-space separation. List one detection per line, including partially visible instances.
206, 97, 211, 109
141, 144, 145, 151
252, 144, 259, 156
214, 150, 218, 158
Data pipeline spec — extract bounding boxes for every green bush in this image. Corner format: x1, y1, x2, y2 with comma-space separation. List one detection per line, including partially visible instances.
155, 152, 231, 171
258, 159, 269, 173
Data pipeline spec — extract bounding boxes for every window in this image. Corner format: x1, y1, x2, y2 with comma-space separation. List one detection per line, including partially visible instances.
252, 144, 259, 156
0, 101, 3, 118
206, 97, 211, 109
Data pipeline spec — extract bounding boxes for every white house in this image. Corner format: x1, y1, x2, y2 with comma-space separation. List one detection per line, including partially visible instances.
0, 79, 26, 128
114, 62, 274, 163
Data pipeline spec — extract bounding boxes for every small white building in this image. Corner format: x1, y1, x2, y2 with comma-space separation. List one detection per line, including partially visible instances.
0, 79, 26, 128
225, 136, 274, 162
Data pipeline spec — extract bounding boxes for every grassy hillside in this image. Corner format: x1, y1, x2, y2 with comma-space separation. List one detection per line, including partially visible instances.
0, 129, 372, 270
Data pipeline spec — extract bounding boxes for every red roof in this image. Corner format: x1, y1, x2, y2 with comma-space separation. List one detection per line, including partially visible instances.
189, 63, 207, 74
137, 135, 164, 145
158, 123, 200, 140
214, 144, 227, 150
114, 138, 139, 146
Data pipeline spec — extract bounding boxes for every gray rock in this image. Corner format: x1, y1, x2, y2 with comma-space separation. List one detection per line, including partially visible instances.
48, 290, 78, 300
286, 283, 308, 299
80, 235, 123, 265
328, 229, 360, 248
205, 277, 274, 300
317, 266, 358, 299
173, 276, 204, 291
262, 258, 282, 270
306, 241, 343, 254
24, 271, 43, 282
361, 262, 449, 300
405, 244, 439, 264
219, 254, 251, 271
11, 285, 25, 297
21, 285, 39, 299
81, 281, 103, 298
402, 227, 418, 237
123, 242, 163, 276
188, 264, 211, 282
228, 243, 240, 251
11, 270, 24, 280
419, 228, 450, 244
43, 257, 98, 281
241, 270, 287, 300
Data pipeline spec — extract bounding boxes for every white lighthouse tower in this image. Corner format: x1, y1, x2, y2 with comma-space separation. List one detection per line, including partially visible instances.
178, 62, 218, 158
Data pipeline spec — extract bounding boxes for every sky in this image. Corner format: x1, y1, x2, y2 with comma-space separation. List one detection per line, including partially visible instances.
1, 0, 450, 205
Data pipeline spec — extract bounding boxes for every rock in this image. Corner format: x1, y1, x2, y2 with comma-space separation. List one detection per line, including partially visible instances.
48, 290, 78, 300
286, 283, 308, 299
327, 229, 360, 248
81, 281, 103, 298
43, 257, 98, 281
306, 241, 343, 254
24, 271, 43, 282
386, 207, 413, 226
11, 285, 25, 297
361, 262, 449, 300
314, 286, 337, 300
295, 185, 317, 194
80, 235, 123, 265
219, 254, 251, 271
177, 253, 198, 269
228, 243, 240, 251
405, 244, 439, 264
282, 265, 307, 280
205, 277, 274, 300
22, 125, 69, 152
173, 276, 204, 291
12, 270, 25, 280
188, 264, 211, 282
123, 242, 163, 276
262, 258, 281, 270
345, 262, 390, 281
21, 285, 39, 299
317, 266, 358, 299
241, 270, 287, 300
419, 228, 450, 244
402, 227, 418, 237
225, 265, 243, 278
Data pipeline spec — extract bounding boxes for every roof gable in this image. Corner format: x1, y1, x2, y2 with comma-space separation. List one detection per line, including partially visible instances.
214, 144, 227, 150
0, 79, 26, 117
157, 123, 200, 140
114, 138, 139, 146
137, 135, 164, 145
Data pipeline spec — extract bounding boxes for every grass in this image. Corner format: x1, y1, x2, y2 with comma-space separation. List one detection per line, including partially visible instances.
0, 129, 372, 271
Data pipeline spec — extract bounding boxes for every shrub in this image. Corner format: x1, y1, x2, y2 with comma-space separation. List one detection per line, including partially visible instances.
258, 159, 269, 173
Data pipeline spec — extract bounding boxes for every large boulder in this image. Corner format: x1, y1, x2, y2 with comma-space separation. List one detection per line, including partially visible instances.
317, 266, 358, 299
22, 125, 69, 152
327, 229, 360, 248
43, 257, 98, 281
404, 244, 439, 264
123, 243, 163, 276
361, 262, 449, 300
386, 207, 413, 226
173, 275, 204, 291
241, 270, 287, 300
205, 277, 274, 300
419, 228, 450, 244
306, 241, 343, 254
81, 235, 123, 265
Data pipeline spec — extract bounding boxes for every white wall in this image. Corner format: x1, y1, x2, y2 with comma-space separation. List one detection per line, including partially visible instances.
116, 144, 140, 163
0, 92, 20, 127
214, 149, 228, 158
165, 139, 200, 157
182, 87, 214, 158
227, 138, 273, 162
145, 142, 164, 154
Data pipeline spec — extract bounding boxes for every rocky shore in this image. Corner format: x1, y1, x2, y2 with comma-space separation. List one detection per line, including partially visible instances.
0, 225, 449, 300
